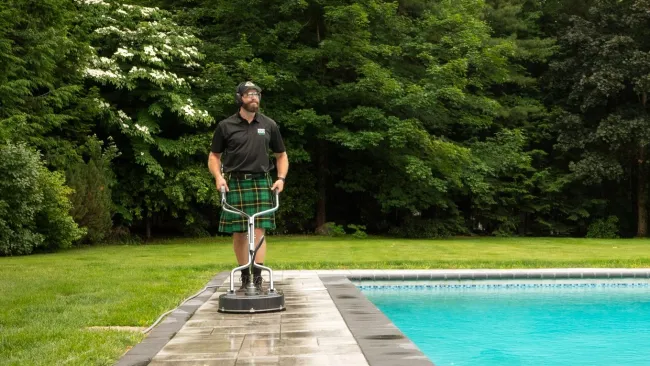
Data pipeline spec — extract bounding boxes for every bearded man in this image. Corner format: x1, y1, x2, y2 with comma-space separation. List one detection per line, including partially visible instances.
208, 81, 289, 290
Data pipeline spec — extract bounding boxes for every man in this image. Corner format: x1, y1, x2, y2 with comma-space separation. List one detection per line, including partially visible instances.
208, 81, 289, 291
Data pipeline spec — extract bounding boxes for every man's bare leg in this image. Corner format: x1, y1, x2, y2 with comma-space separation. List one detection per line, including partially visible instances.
253, 228, 266, 263
232, 232, 248, 266
252, 228, 267, 289
233, 229, 266, 265
233, 232, 249, 288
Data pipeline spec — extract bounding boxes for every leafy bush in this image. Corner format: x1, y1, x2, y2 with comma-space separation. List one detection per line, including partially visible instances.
318, 222, 346, 237
66, 137, 118, 244
389, 216, 467, 238
348, 224, 367, 239
0, 143, 84, 256
586, 216, 619, 239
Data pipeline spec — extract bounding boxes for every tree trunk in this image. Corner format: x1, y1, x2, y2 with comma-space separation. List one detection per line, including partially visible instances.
637, 145, 647, 237
638, 92, 648, 237
315, 140, 327, 233
146, 211, 152, 240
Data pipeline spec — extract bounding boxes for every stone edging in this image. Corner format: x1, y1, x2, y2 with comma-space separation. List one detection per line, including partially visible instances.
320, 275, 435, 366
114, 271, 230, 366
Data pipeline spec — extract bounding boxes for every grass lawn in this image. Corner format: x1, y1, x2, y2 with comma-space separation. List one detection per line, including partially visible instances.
2, 235, 650, 365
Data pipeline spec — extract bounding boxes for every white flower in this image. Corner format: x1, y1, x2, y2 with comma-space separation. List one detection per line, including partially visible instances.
140, 7, 156, 17
116, 9, 128, 15
98, 57, 114, 65
84, 68, 122, 80
95, 26, 122, 35
115, 48, 134, 58
122, 123, 129, 128
95, 98, 110, 109
181, 104, 195, 116
144, 45, 156, 56
140, 152, 144, 156
77, 0, 109, 5
149, 70, 165, 79
135, 124, 150, 134
118, 110, 131, 120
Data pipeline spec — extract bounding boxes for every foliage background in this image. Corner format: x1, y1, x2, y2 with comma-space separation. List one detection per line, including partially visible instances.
2, 0, 646, 254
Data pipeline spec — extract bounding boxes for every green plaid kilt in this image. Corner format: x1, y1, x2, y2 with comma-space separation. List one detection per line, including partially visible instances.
219, 173, 276, 233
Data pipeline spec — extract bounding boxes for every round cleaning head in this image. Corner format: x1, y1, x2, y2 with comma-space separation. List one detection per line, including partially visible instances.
218, 290, 285, 313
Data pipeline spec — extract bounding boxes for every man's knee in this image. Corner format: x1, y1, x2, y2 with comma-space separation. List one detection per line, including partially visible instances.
232, 232, 246, 243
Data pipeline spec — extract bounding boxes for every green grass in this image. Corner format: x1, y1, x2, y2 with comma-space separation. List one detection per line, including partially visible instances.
3, 236, 650, 365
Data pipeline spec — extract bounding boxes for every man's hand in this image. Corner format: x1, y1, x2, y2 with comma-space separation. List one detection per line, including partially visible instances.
216, 176, 228, 192
271, 179, 284, 193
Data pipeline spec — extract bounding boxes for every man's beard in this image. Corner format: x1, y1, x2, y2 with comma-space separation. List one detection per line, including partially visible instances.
242, 101, 259, 113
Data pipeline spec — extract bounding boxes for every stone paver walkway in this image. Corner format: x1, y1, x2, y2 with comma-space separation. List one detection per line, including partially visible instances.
146, 271, 369, 366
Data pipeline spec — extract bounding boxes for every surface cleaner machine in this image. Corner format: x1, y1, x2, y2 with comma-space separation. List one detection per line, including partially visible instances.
217, 186, 285, 313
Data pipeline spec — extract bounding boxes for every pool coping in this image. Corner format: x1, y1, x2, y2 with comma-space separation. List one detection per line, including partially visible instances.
320, 268, 650, 366
115, 268, 650, 365
343, 268, 650, 281
320, 274, 435, 366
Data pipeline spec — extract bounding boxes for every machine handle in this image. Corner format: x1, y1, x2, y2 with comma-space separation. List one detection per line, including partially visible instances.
220, 185, 280, 218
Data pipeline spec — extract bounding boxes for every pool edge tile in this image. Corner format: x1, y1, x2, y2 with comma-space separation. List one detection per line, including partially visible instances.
320, 275, 435, 366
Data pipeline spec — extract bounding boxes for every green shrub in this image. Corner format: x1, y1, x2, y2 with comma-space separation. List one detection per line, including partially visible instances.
389, 216, 467, 238
0, 143, 84, 256
348, 224, 367, 239
318, 222, 347, 237
586, 216, 619, 239
36, 167, 86, 251
66, 137, 117, 244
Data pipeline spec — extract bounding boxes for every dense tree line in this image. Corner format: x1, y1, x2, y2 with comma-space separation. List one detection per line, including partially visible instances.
1, 0, 647, 255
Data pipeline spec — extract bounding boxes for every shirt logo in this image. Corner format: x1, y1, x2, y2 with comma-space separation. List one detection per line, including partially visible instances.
257, 128, 265, 135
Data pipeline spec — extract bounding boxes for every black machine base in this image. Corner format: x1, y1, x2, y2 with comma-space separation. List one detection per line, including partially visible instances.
218, 289, 285, 313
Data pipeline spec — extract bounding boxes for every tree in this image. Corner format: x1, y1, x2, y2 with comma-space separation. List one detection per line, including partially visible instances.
548, 0, 650, 237
0, 0, 93, 167
75, 0, 217, 238
157, 0, 525, 236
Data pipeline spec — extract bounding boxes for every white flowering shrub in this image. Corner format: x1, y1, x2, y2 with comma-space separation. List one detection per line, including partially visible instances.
75, 0, 218, 230
76, 0, 212, 177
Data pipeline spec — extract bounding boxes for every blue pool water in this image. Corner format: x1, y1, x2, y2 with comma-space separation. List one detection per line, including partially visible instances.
360, 283, 650, 365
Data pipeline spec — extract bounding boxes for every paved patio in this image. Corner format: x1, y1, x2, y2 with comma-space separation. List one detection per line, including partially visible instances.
117, 270, 432, 366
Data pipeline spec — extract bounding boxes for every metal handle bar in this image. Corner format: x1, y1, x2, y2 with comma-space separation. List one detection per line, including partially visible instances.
220, 184, 280, 293
220, 185, 280, 218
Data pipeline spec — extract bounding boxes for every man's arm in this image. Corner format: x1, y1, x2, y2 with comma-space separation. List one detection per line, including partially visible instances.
271, 152, 289, 193
208, 152, 228, 191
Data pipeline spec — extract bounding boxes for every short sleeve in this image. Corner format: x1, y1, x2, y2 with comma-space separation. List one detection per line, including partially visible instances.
270, 122, 286, 153
211, 123, 225, 153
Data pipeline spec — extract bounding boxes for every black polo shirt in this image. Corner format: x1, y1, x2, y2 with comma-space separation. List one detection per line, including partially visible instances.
210, 112, 286, 173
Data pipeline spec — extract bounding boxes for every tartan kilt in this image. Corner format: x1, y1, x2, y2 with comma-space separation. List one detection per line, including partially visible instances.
219, 173, 276, 233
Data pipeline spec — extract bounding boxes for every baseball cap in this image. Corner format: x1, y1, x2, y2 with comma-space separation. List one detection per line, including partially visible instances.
237, 81, 262, 94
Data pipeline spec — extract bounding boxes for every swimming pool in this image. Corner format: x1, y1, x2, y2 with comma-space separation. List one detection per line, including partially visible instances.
359, 280, 650, 365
